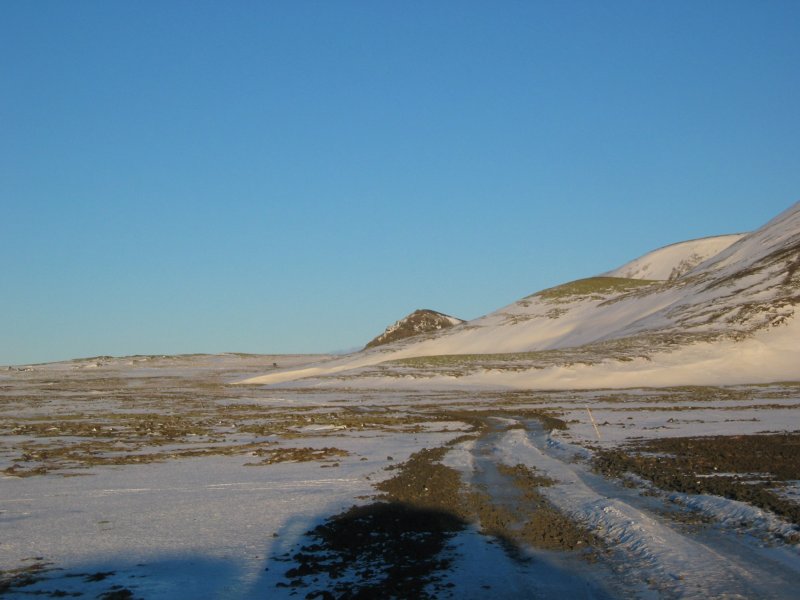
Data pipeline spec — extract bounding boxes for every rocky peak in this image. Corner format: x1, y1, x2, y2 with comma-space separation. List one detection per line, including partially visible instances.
365, 309, 464, 349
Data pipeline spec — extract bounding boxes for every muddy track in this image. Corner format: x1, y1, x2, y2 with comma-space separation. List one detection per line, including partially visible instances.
467, 421, 600, 554
272, 414, 800, 598
272, 417, 610, 598
502, 420, 800, 598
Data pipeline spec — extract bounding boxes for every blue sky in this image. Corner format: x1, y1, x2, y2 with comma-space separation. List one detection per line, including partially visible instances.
2, 1, 799, 365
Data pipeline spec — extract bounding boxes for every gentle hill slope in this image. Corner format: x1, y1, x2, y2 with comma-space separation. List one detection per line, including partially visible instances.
240, 202, 800, 388
603, 234, 745, 280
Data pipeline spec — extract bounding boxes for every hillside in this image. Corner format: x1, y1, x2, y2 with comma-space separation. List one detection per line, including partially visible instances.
240, 201, 800, 388
603, 233, 745, 280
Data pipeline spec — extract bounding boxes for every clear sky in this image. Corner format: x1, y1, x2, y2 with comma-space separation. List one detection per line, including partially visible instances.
2, 1, 799, 365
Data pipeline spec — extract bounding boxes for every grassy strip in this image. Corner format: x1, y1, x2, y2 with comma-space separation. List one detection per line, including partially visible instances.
533, 277, 660, 300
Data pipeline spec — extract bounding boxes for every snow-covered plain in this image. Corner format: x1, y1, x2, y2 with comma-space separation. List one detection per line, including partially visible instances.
2, 355, 799, 598
1, 356, 471, 597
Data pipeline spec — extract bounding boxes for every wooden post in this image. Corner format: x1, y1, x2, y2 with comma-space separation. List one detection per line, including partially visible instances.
586, 406, 602, 441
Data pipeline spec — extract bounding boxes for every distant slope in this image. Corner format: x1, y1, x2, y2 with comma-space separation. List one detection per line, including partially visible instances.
240, 201, 800, 388
365, 309, 464, 349
603, 234, 745, 280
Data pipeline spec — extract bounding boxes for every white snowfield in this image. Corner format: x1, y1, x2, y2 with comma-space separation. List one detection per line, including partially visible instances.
241, 202, 800, 389
603, 234, 746, 280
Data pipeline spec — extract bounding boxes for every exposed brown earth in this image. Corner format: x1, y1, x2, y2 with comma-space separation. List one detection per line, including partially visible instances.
273, 418, 602, 597
594, 433, 800, 527
365, 309, 464, 349
244, 446, 349, 466
0, 371, 450, 476
273, 446, 469, 599
497, 463, 598, 552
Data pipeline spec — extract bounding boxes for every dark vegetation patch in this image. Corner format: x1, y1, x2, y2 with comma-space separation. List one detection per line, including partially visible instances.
273, 447, 468, 599
533, 277, 660, 301
655, 504, 716, 529
2, 440, 279, 476
1, 376, 454, 475
244, 446, 349, 466
375, 447, 465, 512
365, 309, 463, 349
594, 433, 800, 527
83, 571, 114, 583
383, 332, 727, 375
665, 238, 800, 335
703, 237, 800, 293
97, 588, 135, 600
282, 503, 463, 599
526, 412, 568, 431
422, 408, 566, 433
0, 561, 54, 596
497, 463, 599, 552
0, 564, 136, 599
498, 462, 556, 488
461, 456, 599, 557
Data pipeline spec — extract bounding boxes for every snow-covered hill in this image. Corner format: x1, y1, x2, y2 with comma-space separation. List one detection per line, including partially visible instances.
603, 234, 745, 280
241, 202, 800, 388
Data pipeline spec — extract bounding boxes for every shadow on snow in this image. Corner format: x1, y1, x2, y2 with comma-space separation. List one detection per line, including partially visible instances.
1, 501, 614, 599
